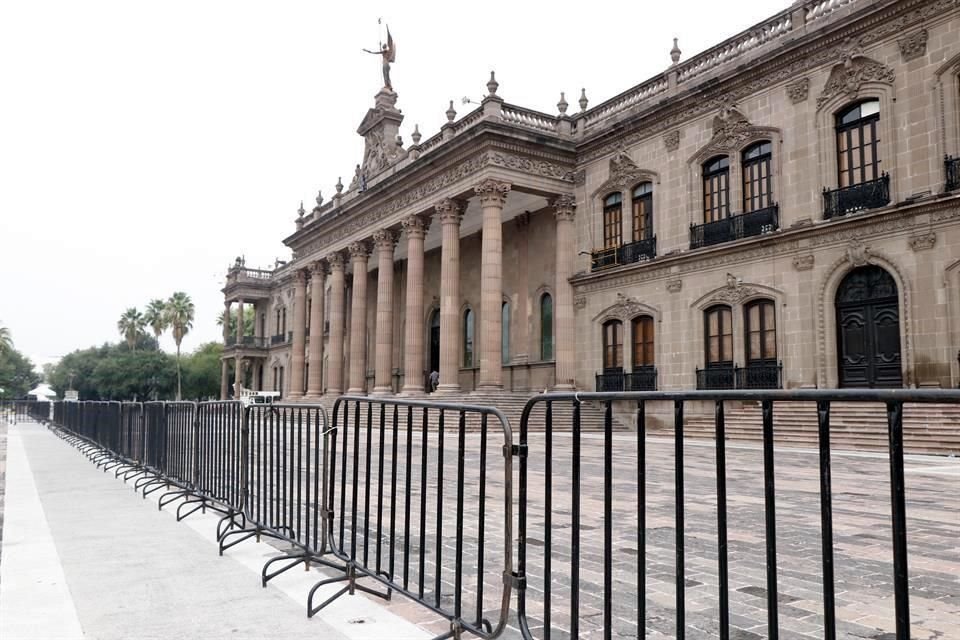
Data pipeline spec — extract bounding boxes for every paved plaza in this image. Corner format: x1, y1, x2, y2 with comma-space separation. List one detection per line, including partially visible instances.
0, 415, 957, 640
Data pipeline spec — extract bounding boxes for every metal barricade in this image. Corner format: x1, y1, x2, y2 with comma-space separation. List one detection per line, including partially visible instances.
181, 401, 246, 532
218, 403, 342, 587
515, 389, 960, 640
313, 395, 514, 640
155, 402, 199, 507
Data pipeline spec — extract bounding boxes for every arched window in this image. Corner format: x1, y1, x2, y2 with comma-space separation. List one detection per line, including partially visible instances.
602, 319, 623, 371
742, 141, 773, 213
281, 308, 287, 336
540, 293, 554, 361
744, 299, 777, 365
275, 309, 281, 335
632, 183, 653, 241
704, 305, 733, 366
836, 99, 880, 188
463, 309, 475, 368
602, 193, 623, 248
501, 301, 511, 364
631, 316, 655, 368
703, 156, 730, 222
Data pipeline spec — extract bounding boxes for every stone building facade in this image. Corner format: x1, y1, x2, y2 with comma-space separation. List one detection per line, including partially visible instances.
221, 0, 960, 401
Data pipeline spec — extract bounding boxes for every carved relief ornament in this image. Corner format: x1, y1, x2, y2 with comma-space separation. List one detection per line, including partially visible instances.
786, 78, 809, 104
816, 55, 895, 110
898, 29, 928, 63
592, 149, 658, 198
793, 254, 815, 271
909, 232, 936, 251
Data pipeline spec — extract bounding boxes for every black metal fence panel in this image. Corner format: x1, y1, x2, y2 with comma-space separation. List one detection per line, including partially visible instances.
319, 395, 514, 639
515, 389, 960, 640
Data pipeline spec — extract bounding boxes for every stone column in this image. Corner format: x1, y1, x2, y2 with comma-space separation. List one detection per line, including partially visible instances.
220, 359, 229, 400
475, 179, 511, 390
223, 301, 231, 344
305, 261, 327, 398
348, 241, 371, 394
234, 357, 244, 396
436, 198, 465, 393
288, 270, 308, 399
400, 214, 431, 395
372, 229, 398, 395
327, 252, 347, 395
235, 299, 244, 345
552, 195, 577, 389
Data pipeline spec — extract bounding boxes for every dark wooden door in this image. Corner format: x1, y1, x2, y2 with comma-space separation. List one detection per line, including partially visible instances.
429, 311, 440, 375
836, 266, 903, 388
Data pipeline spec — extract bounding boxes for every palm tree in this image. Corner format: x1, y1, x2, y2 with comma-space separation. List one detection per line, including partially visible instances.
0, 323, 12, 355
117, 308, 145, 351
143, 299, 168, 349
165, 292, 195, 400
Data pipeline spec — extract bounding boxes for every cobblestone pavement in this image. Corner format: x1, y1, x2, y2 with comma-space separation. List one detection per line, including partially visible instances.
327, 414, 959, 640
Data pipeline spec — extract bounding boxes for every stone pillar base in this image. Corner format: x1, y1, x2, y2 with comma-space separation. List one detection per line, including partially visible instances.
553, 383, 575, 391
475, 384, 503, 392
398, 389, 425, 397
371, 387, 394, 396
346, 388, 366, 396
434, 384, 461, 396
287, 392, 304, 400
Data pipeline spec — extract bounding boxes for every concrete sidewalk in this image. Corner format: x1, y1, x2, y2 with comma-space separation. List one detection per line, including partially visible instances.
0, 422, 429, 640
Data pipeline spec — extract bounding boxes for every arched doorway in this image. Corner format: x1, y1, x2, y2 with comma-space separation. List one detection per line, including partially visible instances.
835, 265, 903, 387
428, 309, 441, 380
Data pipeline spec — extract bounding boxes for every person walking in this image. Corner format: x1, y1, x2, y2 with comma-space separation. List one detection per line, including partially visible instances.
429, 370, 439, 393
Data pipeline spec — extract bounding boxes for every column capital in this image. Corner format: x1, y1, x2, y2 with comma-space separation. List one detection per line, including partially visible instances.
550, 194, 577, 221
372, 228, 399, 252
348, 240, 371, 261
309, 260, 328, 278
401, 213, 432, 239
435, 198, 466, 225
327, 250, 348, 271
295, 268, 309, 287
473, 179, 511, 207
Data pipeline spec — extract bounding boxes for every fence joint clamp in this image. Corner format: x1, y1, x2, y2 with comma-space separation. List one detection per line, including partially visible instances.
508, 570, 527, 590
506, 443, 528, 458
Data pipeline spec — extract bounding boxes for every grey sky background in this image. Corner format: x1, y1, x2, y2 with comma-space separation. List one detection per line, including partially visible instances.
0, 0, 786, 369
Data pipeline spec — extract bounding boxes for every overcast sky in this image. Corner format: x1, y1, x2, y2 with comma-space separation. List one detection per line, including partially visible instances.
1, 0, 787, 369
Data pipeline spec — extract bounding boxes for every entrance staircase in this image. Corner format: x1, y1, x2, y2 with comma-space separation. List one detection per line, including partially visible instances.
656, 401, 960, 455
312, 391, 625, 432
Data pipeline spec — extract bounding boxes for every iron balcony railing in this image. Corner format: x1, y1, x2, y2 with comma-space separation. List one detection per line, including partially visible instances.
822, 173, 890, 219
690, 204, 779, 249
946, 155, 960, 192
223, 335, 268, 348
626, 366, 657, 391
697, 362, 783, 390
590, 235, 657, 271
270, 334, 285, 345
595, 367, 658, 391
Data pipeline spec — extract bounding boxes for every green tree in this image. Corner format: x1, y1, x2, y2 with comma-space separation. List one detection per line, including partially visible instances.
117, 307, 146, 351
165, 292, 195, 400
49, 343, 175, 400
216, 307, 255, 340
0, 323, 12, 356
0, 346, 40, 399
143, 299, 169, 349
181, 341, 224, 400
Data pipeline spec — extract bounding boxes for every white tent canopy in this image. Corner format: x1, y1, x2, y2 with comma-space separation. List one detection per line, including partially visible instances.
28, 383, 57, 400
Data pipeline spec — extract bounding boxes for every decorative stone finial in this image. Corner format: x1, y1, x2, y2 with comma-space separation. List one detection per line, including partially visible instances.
315, 190, 323, 208
335, 177, 343, 194
396, 134, 403, 148
670, 38, 682, 65
487, 71, 499, 97
579, 88, 588, 112
297, 201, 305, 218
557, 92, 568, 115
411, 124, 421, 145
446, 100, 457, 122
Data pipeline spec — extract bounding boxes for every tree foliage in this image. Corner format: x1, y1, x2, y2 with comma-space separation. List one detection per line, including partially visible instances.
217, 307, 255, 339
117, 307, 146, 351
180, 341, 223, 400
0, 345, 40, 399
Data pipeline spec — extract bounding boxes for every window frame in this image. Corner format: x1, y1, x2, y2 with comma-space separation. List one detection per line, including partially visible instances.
540, 293, 554, 361
631, 182, 653, 242
631, 315, 655, 369
741, 141, 773, 213
704, 305, 734, 367
602, 193, 623, 249
702, 156, 731, 223
601, 319, 624, 371
744, 299, 777, 364
836, 100, 881, 188
463, 308, 475, 368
